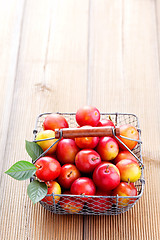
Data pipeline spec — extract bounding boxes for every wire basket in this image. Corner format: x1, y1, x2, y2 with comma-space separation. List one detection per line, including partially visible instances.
32, 112, 145, 215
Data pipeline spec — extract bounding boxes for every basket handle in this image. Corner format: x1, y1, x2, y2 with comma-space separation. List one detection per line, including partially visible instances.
55, 126, 120, 138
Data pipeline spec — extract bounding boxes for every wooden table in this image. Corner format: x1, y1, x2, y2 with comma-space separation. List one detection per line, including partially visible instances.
0, 0, 160, 239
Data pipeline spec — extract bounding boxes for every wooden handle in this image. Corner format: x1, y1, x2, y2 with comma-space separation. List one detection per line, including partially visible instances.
55, 127, 120, 138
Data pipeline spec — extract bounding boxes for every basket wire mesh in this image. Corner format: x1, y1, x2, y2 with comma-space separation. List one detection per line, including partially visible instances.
32, 112, 145, 215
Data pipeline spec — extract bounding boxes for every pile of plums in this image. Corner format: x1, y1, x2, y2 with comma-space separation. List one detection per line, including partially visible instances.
35, 106, 141, 213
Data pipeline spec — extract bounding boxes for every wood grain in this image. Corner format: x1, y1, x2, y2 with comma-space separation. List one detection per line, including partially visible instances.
85, 0, 160, 239
0, 0, 25, 177
155, 0, 160, 58
0, 0, 160, 239
0, 0, 88, 239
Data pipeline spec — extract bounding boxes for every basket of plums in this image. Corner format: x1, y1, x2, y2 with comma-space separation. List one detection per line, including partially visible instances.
5, 106, 145, 215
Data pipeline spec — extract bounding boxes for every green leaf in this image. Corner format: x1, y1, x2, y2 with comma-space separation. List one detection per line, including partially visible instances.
25, 140, 43, 161
27, 180, 48, 204
5, 160, 36, 180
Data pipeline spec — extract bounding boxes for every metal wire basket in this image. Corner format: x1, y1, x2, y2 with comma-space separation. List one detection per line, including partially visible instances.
32, 112, 145, 215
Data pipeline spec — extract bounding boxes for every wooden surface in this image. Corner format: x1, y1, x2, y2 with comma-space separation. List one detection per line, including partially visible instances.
0, 0, 160, 239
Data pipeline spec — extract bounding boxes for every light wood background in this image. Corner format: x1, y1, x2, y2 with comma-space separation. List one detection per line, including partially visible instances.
0, 0, 160, 239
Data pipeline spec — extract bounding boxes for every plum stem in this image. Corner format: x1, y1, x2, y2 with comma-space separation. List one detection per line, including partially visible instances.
46, 181, 51, 188
67, 171, 72, 178
105, 164, 110, 173
128, 178, 130, 185
35, 164, 41, 169
109, 115, 113, 122
91, 157, 99, 161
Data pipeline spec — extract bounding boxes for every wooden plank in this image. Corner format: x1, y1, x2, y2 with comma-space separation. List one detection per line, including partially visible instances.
0, 0, 89, 239
86, 0, 123, 109
155, 0, 160, 59
0, 0, 25, 175
85, 0, 160, 239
